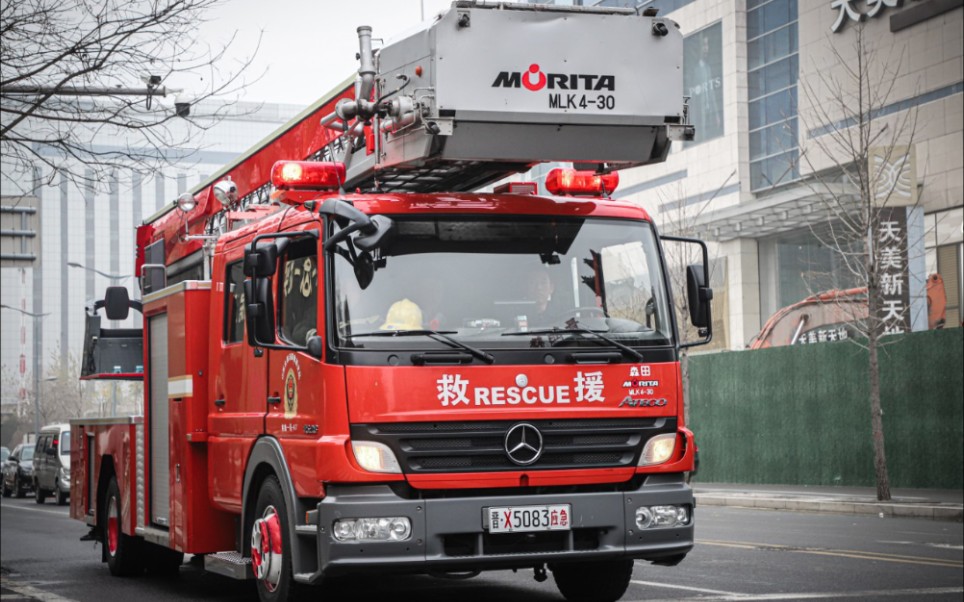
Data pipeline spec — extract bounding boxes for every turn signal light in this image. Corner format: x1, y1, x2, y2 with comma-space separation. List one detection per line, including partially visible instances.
270, 161, 345, 190
545, 168, 619, 197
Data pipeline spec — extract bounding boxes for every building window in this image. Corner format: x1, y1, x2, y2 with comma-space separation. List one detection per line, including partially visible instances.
747, 0, 799, 191
684, 22, 724, 145
759, 224, 863, 320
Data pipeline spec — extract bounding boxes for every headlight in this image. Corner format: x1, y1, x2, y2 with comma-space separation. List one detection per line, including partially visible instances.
351, 441, 402, 474
635, 505, 690, 529
332, 517, 412, 542
639, 433, 677, 466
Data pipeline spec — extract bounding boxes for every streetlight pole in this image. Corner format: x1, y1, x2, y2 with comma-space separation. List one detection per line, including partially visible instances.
0, 304, 49, 438
67, 262, 130, 416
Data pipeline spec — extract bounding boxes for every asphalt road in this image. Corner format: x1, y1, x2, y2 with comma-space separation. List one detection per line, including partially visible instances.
2, 495, 962, 601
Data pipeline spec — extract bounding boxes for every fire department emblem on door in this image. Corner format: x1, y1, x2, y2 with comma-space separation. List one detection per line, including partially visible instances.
284, 368, 298, 418
281, 353, 302, 418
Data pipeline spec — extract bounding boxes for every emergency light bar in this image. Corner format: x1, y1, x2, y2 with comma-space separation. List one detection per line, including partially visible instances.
545, 169, 619, 197
270, 161, 345, 190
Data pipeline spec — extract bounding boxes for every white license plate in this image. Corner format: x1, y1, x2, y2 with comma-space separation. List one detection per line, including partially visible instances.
484, 504, 572, 533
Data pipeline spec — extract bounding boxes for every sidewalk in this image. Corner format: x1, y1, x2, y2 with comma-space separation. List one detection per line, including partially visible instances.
693, 483, 964, 522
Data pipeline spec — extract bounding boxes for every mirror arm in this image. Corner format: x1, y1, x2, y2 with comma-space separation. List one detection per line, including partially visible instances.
662, 234, 714, 347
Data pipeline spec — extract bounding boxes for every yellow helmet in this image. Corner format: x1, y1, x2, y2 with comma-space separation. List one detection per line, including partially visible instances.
380, 299, 423, 331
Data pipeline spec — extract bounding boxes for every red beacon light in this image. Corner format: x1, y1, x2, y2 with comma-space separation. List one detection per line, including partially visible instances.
270, 161, 345, 190
545, 168, 619, 197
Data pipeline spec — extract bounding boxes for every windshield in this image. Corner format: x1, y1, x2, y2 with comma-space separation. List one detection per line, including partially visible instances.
332, 216, 674, 354
21, 446, 34, 461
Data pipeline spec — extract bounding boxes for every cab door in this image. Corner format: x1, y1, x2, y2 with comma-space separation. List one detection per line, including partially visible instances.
265, 229, 324, 447
209, 243, 269, 510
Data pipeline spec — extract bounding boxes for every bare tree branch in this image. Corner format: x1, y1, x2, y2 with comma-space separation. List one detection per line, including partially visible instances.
1, 0, 262, 193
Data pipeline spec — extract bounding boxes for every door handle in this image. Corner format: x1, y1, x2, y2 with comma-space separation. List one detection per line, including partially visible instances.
267, 396, 282, 405
214, 398, 226, 407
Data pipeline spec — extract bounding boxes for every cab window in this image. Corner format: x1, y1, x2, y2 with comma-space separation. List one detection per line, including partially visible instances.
278, 238, 318, 346
224, 260, 246, 344
59, 432, 70, 456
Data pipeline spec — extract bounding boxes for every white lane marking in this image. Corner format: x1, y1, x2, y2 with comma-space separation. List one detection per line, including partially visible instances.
0, 580, 79, 602
630, 580, 744, 596
0, 502, 70, 518
880, 540, 964, 551
625, 587, 964, 601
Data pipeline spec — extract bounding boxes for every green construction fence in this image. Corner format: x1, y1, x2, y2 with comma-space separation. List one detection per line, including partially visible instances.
688, 328, 964, 489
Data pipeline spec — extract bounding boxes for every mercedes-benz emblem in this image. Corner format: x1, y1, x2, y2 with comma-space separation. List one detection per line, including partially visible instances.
504, 423, 543, 466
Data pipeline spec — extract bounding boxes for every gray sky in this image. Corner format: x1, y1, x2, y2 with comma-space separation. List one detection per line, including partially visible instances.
196, 0, 453, 106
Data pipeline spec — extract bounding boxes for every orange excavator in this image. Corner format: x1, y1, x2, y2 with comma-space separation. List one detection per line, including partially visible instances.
749, 273, 947, 349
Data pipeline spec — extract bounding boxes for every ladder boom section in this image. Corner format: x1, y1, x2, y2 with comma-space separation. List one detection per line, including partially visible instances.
332, 1, 690, 192
140, 79, 354, 270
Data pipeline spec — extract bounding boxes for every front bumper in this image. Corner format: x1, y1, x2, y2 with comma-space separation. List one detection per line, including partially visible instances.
314, 477, 693, 578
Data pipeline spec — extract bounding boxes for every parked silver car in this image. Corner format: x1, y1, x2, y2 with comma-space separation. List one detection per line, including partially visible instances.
1, 443, 35, 498
33, 423, 71, 505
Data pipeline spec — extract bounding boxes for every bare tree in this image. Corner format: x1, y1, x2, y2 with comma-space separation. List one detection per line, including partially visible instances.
1, 0, 259, 192
797, 24, 924, 501
36, 349, 89, 424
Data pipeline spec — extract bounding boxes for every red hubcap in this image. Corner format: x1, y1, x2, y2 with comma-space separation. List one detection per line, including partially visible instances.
107, 497, 119, 556
251, 506, 283, 591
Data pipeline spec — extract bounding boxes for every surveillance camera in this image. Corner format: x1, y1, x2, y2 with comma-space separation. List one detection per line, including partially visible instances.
146, 74, 162, 86
175, 102, 190, 118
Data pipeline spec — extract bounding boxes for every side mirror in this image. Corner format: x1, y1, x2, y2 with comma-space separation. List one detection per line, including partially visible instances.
244, 243, 279, 278
307, 335, 324, 359
686, 265, 713, 328
104, 286, 131, 321
354, 215, 395, 252
244, 278, 276, 347
319, 198, 394, 252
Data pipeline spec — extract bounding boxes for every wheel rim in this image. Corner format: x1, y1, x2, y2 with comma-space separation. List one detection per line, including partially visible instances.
250, 505, 283, 592
107, 496, 119, 557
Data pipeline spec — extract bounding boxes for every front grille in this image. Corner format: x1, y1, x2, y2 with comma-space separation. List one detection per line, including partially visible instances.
351, 418, 676, 473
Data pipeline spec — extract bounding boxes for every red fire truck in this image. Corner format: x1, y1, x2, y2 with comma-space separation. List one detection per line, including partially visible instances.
72, 4, 713, 601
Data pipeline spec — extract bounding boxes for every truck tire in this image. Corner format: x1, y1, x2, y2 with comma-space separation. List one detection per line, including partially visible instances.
550, 559, 634, 602
56, 486, 68, 506
104, 476, 143, 576
251, 476, 295, 602
35, 483, 46, 504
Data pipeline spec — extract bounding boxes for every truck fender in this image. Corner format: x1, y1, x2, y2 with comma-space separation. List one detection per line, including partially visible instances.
240, 437, 300, 564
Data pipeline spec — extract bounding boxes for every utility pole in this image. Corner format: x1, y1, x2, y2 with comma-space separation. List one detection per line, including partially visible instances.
2, 79, 190, 116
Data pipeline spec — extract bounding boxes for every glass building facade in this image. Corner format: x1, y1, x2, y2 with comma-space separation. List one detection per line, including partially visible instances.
747, 0, 799, 191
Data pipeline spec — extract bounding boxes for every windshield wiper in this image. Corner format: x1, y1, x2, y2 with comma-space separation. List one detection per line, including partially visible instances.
502, 327, 644, 361
346, 329, 495, 364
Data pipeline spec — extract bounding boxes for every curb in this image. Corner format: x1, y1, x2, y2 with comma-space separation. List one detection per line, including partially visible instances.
695, 493, 964, 522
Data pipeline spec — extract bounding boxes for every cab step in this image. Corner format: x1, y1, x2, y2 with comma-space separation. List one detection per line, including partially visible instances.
203, 551, 253, 580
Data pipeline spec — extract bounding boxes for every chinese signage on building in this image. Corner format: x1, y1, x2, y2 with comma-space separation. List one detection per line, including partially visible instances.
830, 0, 901, 33
877, 207, 912, 335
